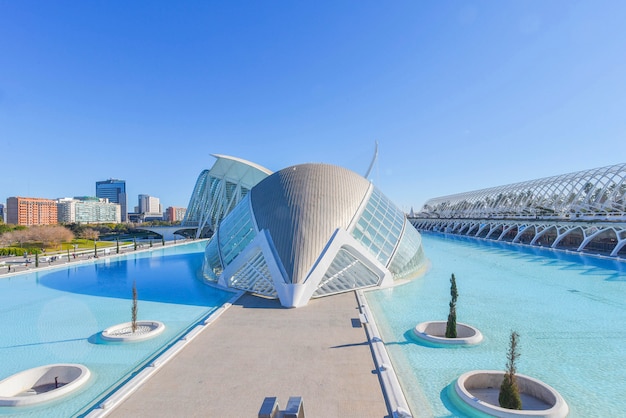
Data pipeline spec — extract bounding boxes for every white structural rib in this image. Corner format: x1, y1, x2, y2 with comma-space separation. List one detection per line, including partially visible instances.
364, 141, 379, 180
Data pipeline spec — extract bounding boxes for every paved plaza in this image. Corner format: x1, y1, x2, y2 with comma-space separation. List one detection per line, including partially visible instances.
107, 292, 390, 417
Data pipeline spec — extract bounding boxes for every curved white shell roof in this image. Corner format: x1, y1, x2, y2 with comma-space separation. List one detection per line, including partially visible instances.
182, 154, 272, 236
421, 162, 626, 219
251, 163, 371, 284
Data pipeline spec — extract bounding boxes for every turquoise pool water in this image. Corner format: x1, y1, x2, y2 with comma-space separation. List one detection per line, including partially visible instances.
0, 242, 234, 417
366, 233, 626, 417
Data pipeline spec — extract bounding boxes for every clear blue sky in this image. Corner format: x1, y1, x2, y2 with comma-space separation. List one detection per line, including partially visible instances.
1, 1, 625, 213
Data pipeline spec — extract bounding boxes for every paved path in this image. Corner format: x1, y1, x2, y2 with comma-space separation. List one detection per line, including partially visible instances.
108, 292, 389, 418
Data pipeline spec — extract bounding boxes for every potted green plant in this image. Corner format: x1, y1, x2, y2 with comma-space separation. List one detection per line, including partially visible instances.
445, 273, 458, 338
131, 281, 138, 333
499, 331, 522, 410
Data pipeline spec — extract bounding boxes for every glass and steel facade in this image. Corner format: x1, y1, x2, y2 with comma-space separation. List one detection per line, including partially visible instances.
96, 179, 127, 222
203, 163, 427, 307
182, 155, 272, 238
412, 162, 626, 257
351, 188, 405, 266
419, 163, 626, 220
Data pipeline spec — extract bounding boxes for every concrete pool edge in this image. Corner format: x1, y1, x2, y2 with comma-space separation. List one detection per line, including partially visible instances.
356, 290, 413, 418
83, 290, 244, 418
0, 239, 207, 280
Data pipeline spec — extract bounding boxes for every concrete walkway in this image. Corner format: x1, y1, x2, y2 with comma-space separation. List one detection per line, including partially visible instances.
107, 292, 389, 417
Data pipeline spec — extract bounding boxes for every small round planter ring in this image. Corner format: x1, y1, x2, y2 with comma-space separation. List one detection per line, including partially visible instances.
454, 370, 569, 418
413, 321, 483, 345
101, 321, 165, 342
0, 364, 91, 406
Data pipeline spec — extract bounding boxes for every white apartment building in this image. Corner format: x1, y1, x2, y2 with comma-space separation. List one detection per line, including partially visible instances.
57, 197, 121, 224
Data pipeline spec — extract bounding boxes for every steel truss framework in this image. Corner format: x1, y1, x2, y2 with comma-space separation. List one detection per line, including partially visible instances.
421, 163, 626, 220
181, 155, 272, 238
412, 163, 626, 258
410, 219, 626, 257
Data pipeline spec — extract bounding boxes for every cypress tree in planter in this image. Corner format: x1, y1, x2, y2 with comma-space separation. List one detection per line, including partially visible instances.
499, 331, 522, 410
445, 273, 458, 338
131, 281, 138, 333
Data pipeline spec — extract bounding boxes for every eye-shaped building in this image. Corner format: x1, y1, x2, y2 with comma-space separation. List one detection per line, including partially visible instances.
202, 162, 427, 307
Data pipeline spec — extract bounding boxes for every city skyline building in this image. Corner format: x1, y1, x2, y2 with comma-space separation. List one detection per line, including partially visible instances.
96, 179, 127, 222
6, 197, 58, 226
166, 206, 186, 222
0, 203, 4, 223
57, 197, 121, 224
136, 194, 163, 222
138, 194, 161, 214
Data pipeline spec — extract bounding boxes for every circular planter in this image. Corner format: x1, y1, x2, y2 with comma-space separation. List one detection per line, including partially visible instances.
0, 364, 90, 406
454, 370, 568, 418
101, 320, 165, 342
413, 321, 483, 345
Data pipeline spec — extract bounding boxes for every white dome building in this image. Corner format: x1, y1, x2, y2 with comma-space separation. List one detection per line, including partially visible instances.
202, 163, 427, 307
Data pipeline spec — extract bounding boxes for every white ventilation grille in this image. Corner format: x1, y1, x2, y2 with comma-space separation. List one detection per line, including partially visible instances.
313, 247, 380, 297
227, 250, 277, 297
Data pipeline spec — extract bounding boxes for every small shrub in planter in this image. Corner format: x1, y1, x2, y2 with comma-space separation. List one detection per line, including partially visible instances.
445, 273, 458, 338
499, 331, 522, 410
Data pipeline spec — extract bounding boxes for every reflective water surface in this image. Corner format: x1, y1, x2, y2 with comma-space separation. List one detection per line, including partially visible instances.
366, 233, 626, 417
0, 242, 233, 417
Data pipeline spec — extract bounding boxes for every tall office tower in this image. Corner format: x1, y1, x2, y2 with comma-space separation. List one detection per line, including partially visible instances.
96, 179, 127, 222
138, 194, 161, 214
137, 194, 162, 221
0, 203, 5, 223
6, 197, 58, 226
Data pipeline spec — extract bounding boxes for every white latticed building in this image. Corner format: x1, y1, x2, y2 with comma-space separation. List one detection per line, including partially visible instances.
202, 163, 427, 307
411, 163, 626, 257
181, 155, 272, 238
